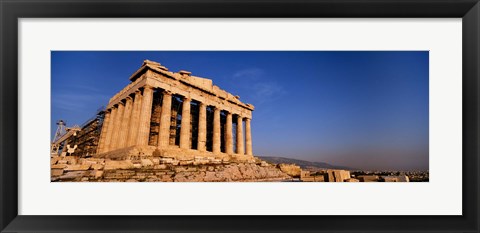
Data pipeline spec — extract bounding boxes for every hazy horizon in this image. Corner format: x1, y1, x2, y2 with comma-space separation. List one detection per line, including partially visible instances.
51, 51, 429, 171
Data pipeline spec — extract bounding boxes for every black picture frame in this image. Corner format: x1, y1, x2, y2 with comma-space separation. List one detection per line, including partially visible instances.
1, 0, 479, 232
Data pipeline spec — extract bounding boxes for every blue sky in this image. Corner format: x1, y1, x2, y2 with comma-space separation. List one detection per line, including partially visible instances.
51, 51, 429, 171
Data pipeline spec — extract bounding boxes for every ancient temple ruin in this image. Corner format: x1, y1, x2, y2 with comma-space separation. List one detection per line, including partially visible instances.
95, 60, 255, 161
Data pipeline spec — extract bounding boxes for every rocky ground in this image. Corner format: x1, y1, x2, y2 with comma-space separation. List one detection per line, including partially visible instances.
51, 156, 293, 182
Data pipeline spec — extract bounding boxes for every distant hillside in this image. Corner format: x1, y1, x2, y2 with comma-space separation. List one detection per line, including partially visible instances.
258, 156, 355, 171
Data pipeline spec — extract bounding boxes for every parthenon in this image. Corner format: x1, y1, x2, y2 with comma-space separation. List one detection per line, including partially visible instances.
95, 60, 255, 161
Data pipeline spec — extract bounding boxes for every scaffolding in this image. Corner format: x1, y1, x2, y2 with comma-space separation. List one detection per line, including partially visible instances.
50, 120, 81, 156
51, 107, 105, 157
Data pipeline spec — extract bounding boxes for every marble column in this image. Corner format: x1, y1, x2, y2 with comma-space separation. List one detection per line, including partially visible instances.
97, 109, 112, 153
136, 85, 154, 146
158, 90, 172, 148
117, 96, 133, 148
236, 116, 244, 155
126, 90, 142, 147
111, 102, 125, 150
197, 102, 207, 152
104, 106, 117, 152
245, 118, 253, 156
179, 97, 191, 149
212, 107, 221, 154
225, 112, 233, 154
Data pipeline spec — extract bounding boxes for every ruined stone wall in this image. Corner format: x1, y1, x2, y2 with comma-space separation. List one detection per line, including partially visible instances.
51, 156, 292, 182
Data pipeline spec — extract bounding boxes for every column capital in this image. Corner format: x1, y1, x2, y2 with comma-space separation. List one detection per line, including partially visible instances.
162, 90, 173, 96
183, 96, 191, 102
125, 95, 133, 101
143, 84, 154, 90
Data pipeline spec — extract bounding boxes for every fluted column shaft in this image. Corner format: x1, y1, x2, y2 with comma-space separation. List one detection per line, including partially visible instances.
197, 103, 207, 152
236, 116, 244, 155
158, 91, 172, 148
111, 102, 125, 150
225, 112, 233, 154
179, 97, 191, 149
136, 85, 154, 146
245, 118, 253, 156
104, 107, 117, 152
126, 91, 142, 146
97, 109, 112, 153
212, 107, 221, 154
118, 96, 133, 148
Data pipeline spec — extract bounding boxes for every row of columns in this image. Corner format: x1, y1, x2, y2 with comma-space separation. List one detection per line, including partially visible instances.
97, 85, 253, 156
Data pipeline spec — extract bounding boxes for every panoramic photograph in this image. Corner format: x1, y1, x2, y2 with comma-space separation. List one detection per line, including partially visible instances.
50, 51, 429, 182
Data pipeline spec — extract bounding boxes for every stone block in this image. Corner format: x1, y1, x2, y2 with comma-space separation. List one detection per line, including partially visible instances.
84, 160, 98, 165
152, 158, 160, 165
160, 175, 173, 182
154, 164, 168, 170
57, 160, 68, 165
64, 164, 91, 171
50, 157, 60, 165
104, 160, 134, 170
59, 171, 86, 180
141, 159, 154, 167
91, 164, 104, 170
179, 160, 193, 166
66, 157, 77, 165
278, 163, 301, 177
193, 160, 208, 165
51, 164, 68, 169
51, 169, 64, 177
175, 167, 188, 172
160, 158, 174, 164
345, 178, 359, 182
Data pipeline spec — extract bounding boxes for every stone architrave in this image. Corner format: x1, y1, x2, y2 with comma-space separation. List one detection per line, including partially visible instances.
97, 109, 111, 153
136, 85, 154, 146
158, 90, 172, 148
225, 112, 233, 154
111, 102, 125, 150
117, 96, 133, 148
197, 102, 207, 152
245, 118, 253, 156
236, 116, 244, 155
179, 97, 191, 149
212, 107, 221, 154
126, 91, 142, 147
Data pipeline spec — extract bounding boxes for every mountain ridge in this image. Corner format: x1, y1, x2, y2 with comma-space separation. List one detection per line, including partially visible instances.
258, 156, 356, 171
